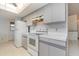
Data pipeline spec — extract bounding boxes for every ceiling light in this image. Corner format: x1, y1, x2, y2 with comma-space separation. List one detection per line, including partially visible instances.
0, 3, 30, 14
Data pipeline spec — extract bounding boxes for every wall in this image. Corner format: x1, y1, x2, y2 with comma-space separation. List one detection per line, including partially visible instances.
77, 18, 79, 38
0, 16, 11, 43
68, 15, 78, 41
47, 22, 66, 33
77, 16, 79, 32
76, 15, 79, 38
68, 15, 77, 32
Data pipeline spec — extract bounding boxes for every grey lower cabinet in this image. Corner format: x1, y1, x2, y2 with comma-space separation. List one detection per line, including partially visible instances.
39, 42, 49, 56
48, 45, 65, 56
39, 37, 66, 56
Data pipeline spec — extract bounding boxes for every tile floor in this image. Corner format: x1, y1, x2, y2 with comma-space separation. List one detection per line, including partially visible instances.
1, 39, 78, 56
68, 40, 79, 56
0, 41, 30, 56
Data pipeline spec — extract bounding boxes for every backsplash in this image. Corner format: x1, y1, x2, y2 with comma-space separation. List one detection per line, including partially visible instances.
47, 22, 66, 33
30, 23, 48, 33
29, 21, 66, 33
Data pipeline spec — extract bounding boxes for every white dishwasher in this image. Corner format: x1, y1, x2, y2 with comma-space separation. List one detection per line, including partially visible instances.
27, 33, 39, 56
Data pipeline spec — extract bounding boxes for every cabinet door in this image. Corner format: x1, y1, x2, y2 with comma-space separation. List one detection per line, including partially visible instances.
51, 3, 65, 22
39, 42, 49, 56
48, 45, 65, 56
44, 4, 65, 23
43, 4, 52, 23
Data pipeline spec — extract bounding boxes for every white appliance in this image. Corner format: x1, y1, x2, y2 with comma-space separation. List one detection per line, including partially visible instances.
27, 33, 39, 56
14, 20, 26, 47
27, 23, 47, 56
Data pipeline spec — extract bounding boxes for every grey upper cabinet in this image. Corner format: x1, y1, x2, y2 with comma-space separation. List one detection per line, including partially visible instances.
43, 3, 66, 23
24, 4, 66, 25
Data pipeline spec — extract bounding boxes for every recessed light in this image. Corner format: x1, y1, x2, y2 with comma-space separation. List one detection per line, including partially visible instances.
0, 3, 30, 14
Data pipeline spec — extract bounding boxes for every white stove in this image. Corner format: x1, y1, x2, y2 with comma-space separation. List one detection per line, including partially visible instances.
27, 33, 39, 56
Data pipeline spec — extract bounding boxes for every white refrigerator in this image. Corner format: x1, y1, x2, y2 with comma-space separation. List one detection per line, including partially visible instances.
14, 20, 27, 47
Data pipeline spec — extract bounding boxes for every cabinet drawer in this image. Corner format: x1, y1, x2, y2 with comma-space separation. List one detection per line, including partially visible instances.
39, 37, 66, 47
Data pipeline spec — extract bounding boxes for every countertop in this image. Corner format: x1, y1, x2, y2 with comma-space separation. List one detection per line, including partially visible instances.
22, 32, 67, 42
39, 32, 67, 42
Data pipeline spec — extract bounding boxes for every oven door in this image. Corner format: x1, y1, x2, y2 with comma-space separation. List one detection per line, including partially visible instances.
28, 34, 38, 52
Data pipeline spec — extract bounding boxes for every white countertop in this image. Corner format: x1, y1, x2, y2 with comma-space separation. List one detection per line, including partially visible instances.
39, 32, 67, 42
22, 32, 67, 42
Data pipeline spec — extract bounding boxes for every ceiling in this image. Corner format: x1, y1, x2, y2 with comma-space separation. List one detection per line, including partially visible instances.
0, 3, 29, 20
68, 3, 79, 16
0, 3, 47, 20
19, 3, 48, 17
0, 9, 17, 20
0, 3, 30, 14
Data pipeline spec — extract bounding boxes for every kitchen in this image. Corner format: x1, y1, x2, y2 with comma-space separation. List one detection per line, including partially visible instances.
0, 3, 68, 56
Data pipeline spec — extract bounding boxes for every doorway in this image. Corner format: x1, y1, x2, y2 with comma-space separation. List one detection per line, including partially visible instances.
68, 3, 79, 56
